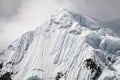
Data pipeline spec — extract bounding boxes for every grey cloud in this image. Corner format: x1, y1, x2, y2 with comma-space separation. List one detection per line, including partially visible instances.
0, 0, 120, 21
71, 0, 120, 21
0, 0, 21, 18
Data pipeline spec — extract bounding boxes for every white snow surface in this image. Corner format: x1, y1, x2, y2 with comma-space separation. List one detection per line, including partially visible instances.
0, 8, 120, 80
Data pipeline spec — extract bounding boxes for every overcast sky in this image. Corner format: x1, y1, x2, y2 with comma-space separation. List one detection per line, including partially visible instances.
0, 0, 120, 50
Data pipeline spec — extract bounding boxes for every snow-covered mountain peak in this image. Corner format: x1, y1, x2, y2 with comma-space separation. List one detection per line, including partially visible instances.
0, 9, 120, 80
50, 8, 100, 30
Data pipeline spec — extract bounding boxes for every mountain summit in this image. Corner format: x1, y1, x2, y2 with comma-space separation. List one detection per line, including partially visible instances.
0, 9, 120, 80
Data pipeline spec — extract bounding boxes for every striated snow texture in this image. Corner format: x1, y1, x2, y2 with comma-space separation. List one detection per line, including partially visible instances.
0, 8, 120, 80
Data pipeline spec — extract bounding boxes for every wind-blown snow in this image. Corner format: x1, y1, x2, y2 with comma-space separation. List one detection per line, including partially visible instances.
0, 8, 120, 80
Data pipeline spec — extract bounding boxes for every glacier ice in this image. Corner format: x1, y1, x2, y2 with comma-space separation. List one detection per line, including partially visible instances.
0, 8, 120, 80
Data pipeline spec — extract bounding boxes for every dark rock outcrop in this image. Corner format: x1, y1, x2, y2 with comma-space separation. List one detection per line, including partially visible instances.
85, 59, 102, 80
0, 72, 12, 80
55, 72, 64, 80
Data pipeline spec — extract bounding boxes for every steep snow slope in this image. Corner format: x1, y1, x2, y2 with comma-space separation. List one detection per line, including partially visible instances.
0, 9, 120, 80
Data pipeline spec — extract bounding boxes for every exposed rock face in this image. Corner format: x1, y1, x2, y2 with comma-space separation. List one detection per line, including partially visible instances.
0, 9, 120, 80
85, 59, 102, 80
0, 72, 12, 80
55, 72, 64, 80
0, 62, 3, 69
